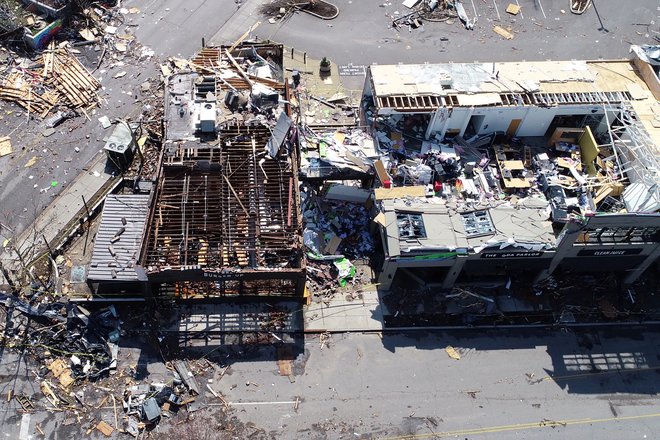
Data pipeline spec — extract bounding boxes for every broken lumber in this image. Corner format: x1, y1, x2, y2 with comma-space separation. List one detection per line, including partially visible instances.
493, 26, 514, 40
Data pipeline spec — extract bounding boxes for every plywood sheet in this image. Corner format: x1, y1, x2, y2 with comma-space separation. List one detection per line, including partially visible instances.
374, 185, 426, 200
374, 160, 390, 185
0, 137, 11, 157
506, 3, 521, 15
493, 26, 514, 40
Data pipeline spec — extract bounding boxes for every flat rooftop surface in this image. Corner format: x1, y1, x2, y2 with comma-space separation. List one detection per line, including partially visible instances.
369, 60, 660, 149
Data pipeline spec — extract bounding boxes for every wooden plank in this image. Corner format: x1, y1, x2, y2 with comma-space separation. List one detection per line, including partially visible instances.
593, 185, 614, 205
228, 22, 262, 53
0, 137, 12, 157
224, 49, 253, 87
374, 160, 390, 186
493, 26, 514, 40
96, 420, 114, 437
374, 185, 426, 200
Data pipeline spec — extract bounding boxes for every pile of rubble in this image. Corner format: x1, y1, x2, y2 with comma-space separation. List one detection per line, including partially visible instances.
0, 296, 120, 381
301, 182, 374, 297
299, 126, 377, 181
0, 293, 242, 437
0, 43, 100, 117
0, 2, 157, 119
390, 0, 474, 32
381, 268, 660, 327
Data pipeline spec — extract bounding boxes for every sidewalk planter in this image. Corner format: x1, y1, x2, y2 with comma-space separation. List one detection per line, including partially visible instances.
24, 18, 63, 50
320, 57, 331, 74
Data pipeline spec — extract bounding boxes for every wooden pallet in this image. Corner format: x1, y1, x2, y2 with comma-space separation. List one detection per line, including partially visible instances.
49, 49, 100, 108
0, 47, 100, 118
0, 72, 58, 117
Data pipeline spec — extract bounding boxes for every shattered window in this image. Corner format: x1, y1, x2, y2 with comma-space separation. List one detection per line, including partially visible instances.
397, 213, 427, 239
577, 226, 660, 244
460, 210, 495, 238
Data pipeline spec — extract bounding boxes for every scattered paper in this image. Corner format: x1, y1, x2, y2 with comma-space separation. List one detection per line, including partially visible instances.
98, 115, 112, 129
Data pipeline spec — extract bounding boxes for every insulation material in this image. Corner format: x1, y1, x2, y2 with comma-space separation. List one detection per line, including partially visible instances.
578, 126, 599, 176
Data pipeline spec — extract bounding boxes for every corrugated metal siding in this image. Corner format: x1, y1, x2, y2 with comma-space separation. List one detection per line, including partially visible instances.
88, 194, 150, 281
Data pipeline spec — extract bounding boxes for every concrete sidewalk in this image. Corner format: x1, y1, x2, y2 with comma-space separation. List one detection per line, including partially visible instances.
209, 0, 263, 46
0, 153, 117, 280
304, 286, 385, 332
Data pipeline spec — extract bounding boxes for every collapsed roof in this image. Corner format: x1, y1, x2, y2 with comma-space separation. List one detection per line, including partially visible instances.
125, 42, 305, 297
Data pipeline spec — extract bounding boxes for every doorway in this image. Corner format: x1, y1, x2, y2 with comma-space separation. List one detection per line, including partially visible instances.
464, 114, 485, 138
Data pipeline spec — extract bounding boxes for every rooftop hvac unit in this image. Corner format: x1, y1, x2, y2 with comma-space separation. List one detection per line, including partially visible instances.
103, 123, 137, 171
198, 103, 216, 133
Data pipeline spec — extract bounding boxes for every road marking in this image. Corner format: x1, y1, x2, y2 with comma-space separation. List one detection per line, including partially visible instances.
492, 0, 500, 20
213, 400, 298, 406
380, 412, 660, 439
540, 365, 660, 382
19, 413, 31, 440
516, 0, 524, 19
537, 0, 547, 19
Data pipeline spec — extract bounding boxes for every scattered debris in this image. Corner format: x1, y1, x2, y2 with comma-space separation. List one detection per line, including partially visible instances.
24, 156, 38, 167
506, 3, 521, 15
0, 136, 12, 157
454, 0, 474, 30
174, 360, 201, 395
96, 420, 114, 437
258, 0, 340, 20
493, 25, 514, 40
570, 0, 592, 15
0, 45, 100, 118
445, 345, 461, 360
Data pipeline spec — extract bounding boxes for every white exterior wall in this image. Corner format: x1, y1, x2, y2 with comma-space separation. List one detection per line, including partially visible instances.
436, 108, 470, 134
473, 108, 528, 135
517, 107, 556, 136
411, 103, 606, 139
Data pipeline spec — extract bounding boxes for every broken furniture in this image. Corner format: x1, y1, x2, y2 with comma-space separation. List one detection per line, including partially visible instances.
493, 144, 532, 189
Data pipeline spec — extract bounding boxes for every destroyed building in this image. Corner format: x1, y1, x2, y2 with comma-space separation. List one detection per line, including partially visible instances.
87, 42, 306, 299
361, 56, 660, 290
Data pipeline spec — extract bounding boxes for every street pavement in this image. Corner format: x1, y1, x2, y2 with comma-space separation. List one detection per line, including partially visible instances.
2, 327, 659, 439
187, 328, 660, 439
219, 0, 660, 66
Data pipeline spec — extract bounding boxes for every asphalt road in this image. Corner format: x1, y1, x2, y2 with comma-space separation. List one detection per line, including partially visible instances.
216, 328, 660, 439
223, 0, 660, 65
2, 327, 659, 439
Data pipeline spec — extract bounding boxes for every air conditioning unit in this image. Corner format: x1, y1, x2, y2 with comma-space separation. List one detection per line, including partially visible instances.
198, 103, 216, 133
103, 123, 137, 171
